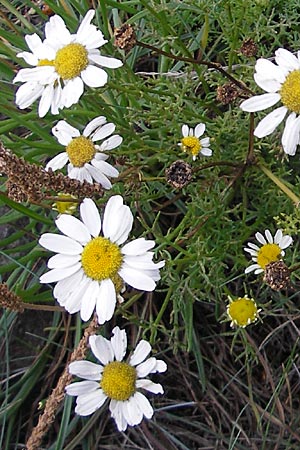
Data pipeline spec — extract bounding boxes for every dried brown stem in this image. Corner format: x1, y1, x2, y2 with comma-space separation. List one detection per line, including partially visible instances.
26, 315, 99, 450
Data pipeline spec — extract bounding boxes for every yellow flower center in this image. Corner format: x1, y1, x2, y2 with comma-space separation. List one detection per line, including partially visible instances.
181, 136, 201, 157
81, 237, 123, 281
66, 136, 96, 167
280, 70, 300, 113
227, 297, 258, 327
256, 243, 281, 270
52, 193, 78, 215
38, 58, 55, 66
54, 43, 89, 80
101, 361, 136, 401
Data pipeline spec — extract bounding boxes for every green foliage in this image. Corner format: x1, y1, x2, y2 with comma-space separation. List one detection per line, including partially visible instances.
1, 0, 300, 449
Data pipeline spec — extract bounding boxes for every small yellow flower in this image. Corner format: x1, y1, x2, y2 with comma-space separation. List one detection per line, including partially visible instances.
178, 123, 212, 160
226, 295, 260, 328
52, 193, 78, 215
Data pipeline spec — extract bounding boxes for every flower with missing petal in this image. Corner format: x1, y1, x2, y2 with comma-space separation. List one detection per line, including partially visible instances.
14, 10, 123, 117
178, 123, 212, 161
244, 229, 292, 274
46, 116, 121, 188
240, 48, 300, 155
226, 295, 260, 328
39, 196, 165, 324
66, 326, 167, 431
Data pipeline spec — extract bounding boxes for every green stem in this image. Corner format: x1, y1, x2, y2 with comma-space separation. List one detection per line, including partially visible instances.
258, 164, 300, 205
150, 288, 172, 344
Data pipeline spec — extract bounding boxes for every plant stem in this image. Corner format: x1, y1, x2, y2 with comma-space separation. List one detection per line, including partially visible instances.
258, 163, 300, 205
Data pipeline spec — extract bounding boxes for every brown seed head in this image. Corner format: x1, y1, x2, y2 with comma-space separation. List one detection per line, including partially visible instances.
239, 38, 258, 57
165, 160, 192, 189
263, 260, 291, 291
114, 24, 136, 51
216, 82, 240, 105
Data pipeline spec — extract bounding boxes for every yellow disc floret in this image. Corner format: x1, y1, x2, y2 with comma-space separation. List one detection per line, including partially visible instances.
81, 237, 123, 281
181, 136, 201, 157
227, 296, 259, 328
256, 243, 281, 270
54, 43, 89, 80
38, 59, 55, 67
101, 361, 136, 401
280, 70, 300, 113
66, 136, 96, 167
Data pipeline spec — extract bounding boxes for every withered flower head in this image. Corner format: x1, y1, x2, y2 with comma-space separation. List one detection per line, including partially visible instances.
263, 260, 291, 291
165, 160, 192, 189
216, 82, 240, 105
0, 283, 24, 312
114, 24, 136, 51
239, 38, 258, 57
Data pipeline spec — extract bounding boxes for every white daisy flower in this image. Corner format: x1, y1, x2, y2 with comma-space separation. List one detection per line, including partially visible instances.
178, 123, 212, 161
65, 326, 167, 431
244, 229, 292, 274
14, 10, 123, 117
240, 48, 300, 155
46, 116, 121, 188
39, 196, 165, 324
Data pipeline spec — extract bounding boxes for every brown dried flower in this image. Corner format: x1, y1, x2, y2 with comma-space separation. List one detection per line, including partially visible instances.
239, 38, 258, 57
114, 24, 136, 51
0, 143, 104, 203
263, 260, 291, 291
216, 82, 240, 105
0, 283, 24, 312
166, 160, 192, 189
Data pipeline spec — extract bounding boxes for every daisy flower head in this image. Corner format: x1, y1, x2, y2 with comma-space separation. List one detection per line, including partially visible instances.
14, 10, 123, 117
39, 196, 165, 324
46, 116, 121, 188
178, 123, 212, 161
240, 48, 300, 156
66, 327, 167, 431
226, 295, 260, 328
244, 229, 292, 275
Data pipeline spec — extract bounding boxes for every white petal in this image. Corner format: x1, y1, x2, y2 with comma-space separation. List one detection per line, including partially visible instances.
75, 390, 106, 416
255, 58, 286, 84
83, 116, 107, 137
99, 135, 123, 151
25, 33, 43, 53
265, 229, 273, 243
46, 152, 69, 171
240, 93, 281, 112
61, 77, 84, 107
39, 233, 83, 255
109, 400, 128, 431
119, 267, 156, 291
89, 334, 114, 365
47, 253, 81, 269
103, 196, 133, 244
133, 392, 153, 419
86, 164, 112, 189
280, 235, 293, 249
136, 379, 164, 394
39, 264, 81, 283
245, 263, 260, 274
38, 83, 55, 118
275, 48, 300, 71
136, 357, 157, 378
55, 214, 91, 245
181, 124, 189, 137
52, 120, 80, 145
80, 198, 101, 237
254, 73, 281, 93
15, 82, 44, 109
274, 229, 283, 244
194, 123, 205, 137
89, 54, 123, 68
76, 10, 95, 36
200, 147, 212, 157
80, 280, 99, 321
122, 396, 143, 426
129, 340, 151, 366
65, 380, 99, 396
122, 239, 155, 256
92, 123, 115, 142
282, 113, 300, 156
68, 360, 103, 380
111, 327, 127, 361
91, 160, 119, 177
81, 65, 108, 88
45, 15, 72, 46
96, 279, 116, 325
254, 106, 287, 138
255, 232, 267, 245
